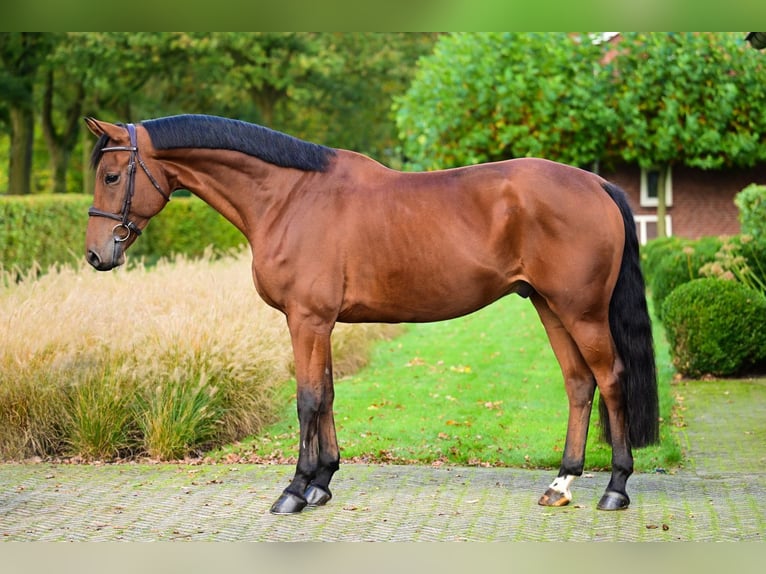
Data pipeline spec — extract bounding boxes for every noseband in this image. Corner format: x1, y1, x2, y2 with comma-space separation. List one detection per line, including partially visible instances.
88, 123, 170, 242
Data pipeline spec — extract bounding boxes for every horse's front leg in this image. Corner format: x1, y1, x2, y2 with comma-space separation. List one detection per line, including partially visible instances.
270, 314, 340, 515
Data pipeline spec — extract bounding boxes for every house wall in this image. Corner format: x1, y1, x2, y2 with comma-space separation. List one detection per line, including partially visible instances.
601, 163, 766, 241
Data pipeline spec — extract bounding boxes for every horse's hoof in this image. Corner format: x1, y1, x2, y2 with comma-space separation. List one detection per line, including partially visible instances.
597, 491, 630, 511
538, 488, 571, 507
304, 484, 332, 507
270, 491, 308, 515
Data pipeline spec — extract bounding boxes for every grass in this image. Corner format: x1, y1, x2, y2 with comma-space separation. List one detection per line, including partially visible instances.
210, 295, 682, 473
0, 249, 399, 461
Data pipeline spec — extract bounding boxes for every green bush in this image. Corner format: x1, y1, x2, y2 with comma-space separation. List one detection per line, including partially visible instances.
644, 235, 722, 322
662, 278, 766, 377
0, 194, 91, 273
641, 236, 686, 286
735, 183, 766, 238
0, 194, 246, 273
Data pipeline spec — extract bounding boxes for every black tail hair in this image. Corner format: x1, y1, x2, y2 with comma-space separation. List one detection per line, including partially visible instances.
600, 182, 660, 447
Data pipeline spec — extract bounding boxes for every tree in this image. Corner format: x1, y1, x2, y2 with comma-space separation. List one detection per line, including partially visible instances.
41, 51, 84, 194
395, 33, 766, 239
605, 32, 766, 237
41, 33, 218, 194
293, 33, 438, 164
1, 33, 435, 194
144, 33, 437, 164
182, 33, 325, 128
395, 33, 618, 170
0, 33, 56, 195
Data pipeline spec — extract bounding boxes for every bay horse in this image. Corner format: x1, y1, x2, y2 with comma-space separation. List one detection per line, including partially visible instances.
84, 114, 659, 514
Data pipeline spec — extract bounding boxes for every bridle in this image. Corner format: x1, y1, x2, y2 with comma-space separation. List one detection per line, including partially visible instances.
88, 123, 170, 243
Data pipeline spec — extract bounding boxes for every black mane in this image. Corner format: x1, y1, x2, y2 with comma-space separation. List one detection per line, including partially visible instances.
91, 115, 336, 172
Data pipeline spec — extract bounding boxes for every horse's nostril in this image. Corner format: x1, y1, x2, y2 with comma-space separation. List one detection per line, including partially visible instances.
87, 250, 102, 268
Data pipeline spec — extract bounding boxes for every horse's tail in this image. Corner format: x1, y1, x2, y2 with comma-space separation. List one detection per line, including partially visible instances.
599, 182, 660, 447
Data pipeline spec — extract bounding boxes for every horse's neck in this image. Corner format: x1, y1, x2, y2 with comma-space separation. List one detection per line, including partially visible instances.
164, 150, 311, 240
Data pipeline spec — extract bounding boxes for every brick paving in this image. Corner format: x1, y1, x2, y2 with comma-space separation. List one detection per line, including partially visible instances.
1, 379, 764, 541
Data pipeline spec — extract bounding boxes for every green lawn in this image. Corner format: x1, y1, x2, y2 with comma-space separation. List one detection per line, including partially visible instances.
211, 295, 682, 472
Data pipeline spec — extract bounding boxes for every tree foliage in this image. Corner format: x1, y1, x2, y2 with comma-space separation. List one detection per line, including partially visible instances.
0, 33, 58, 195
395, 32, 766, 174
606, 32, 766, 171
395, 32, 617, 170
0, 32, 436, 194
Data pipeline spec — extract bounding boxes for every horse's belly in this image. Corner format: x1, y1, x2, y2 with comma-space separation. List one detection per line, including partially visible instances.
337, 273, 523, 324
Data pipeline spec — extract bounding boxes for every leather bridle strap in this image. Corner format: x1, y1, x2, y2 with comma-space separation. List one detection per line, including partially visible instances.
88, 123, 170, 242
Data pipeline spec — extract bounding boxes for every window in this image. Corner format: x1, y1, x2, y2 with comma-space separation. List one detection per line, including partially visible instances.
640, 167, 673, 208
634, 214, 673, 245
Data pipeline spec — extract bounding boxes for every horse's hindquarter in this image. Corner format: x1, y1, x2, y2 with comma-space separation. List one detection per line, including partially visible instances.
506, 159, 625, 310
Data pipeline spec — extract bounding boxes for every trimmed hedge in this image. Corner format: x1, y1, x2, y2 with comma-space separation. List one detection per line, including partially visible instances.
662, 278, 766, 377
0, 195, 91, 273
1, 194, 246, 273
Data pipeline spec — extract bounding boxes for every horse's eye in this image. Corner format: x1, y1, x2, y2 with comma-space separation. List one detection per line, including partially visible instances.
105, 173, 120, 185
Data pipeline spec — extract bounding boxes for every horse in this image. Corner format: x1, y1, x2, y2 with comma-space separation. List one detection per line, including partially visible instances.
83, 114, 659, 515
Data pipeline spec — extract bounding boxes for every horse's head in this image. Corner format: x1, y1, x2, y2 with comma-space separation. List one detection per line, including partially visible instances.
84, 117, 171, 271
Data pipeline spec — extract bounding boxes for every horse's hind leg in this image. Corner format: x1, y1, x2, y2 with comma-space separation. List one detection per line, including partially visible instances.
270, 313, 340, 515
566, 319, 633, 511
531, 294, 597, 507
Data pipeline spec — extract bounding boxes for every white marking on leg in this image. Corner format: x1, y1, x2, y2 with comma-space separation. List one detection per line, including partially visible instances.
548, 474, 576, 502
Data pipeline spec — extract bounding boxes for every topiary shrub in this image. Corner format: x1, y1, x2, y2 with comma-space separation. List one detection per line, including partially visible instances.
662, 278, 766, 377
645, 235, 722, 322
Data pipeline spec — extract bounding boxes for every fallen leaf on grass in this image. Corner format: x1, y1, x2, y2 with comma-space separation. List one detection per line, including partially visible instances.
445, 419, 472, 427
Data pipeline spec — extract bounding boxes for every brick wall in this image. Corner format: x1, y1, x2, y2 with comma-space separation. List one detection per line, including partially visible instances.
602, 163, 766, 241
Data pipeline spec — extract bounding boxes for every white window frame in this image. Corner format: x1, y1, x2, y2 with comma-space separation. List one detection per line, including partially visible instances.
640, 166, 673, 208
634, 214, 673, 245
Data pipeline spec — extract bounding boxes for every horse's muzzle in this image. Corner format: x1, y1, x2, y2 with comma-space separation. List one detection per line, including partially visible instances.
86, 245, 125, 271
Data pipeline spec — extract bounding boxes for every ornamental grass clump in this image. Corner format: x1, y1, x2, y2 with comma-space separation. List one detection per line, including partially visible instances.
700, 234, 766, 295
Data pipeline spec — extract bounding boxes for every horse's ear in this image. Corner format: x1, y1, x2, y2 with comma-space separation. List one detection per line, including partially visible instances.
84, 117, 106, 137
83, 117, 125, 141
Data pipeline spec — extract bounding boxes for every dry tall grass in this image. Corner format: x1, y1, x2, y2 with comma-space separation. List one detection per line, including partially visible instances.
0, 250, 399, 461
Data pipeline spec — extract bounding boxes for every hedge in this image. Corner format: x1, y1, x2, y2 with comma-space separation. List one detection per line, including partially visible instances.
662, 278, 766, 377
0, 194, 246, 273
641, 235, 722, 322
